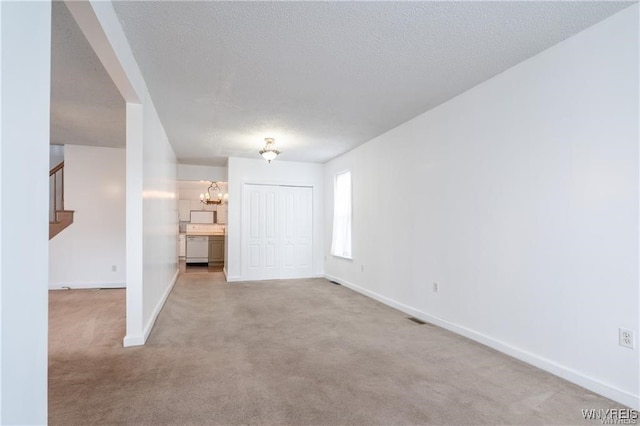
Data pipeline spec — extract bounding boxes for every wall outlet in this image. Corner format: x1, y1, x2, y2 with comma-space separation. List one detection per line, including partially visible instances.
361, 265, 364, 272
619, 328, 635, 349
433, 282, 439, 293
112, 265, 117, 272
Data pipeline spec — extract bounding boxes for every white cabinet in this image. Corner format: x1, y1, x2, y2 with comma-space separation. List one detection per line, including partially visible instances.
178, 234, 186, 258
190, 211, 214, 224
178, 200, 191, 221
191, 199, 214, 211
216, 205, 227, 224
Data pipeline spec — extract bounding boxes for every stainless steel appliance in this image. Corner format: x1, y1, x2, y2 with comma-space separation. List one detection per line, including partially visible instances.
186, 235, 208, 264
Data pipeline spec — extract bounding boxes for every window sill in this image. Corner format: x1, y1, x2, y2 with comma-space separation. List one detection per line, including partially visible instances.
331, 254, 353, 261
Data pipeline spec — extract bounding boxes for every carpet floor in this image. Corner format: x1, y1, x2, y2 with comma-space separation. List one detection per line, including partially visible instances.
49, 271, 621, 425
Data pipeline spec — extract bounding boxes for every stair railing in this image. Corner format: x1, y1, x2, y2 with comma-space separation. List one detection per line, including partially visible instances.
50, 162, 64, 222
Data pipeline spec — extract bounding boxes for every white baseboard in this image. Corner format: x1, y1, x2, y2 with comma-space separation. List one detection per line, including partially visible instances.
226, 274, 324, 283
123, 269, 179, 347
49, 281, 125, 290
122, 334, 144, 347
225, 275, 242, 282
325, 274, 639, 410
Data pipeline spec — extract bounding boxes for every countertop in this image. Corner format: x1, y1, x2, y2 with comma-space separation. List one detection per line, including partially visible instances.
183, 232, 225, 236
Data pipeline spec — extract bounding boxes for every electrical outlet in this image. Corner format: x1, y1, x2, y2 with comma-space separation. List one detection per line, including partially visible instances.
433, 282, 439, 293
619, 328, 635, 349
112, 265, 117, 272
361, 265, 364, 272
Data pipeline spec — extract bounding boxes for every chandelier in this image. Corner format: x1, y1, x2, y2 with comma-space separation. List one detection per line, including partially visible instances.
259, 137, 280, 163
200, 181, 226, 205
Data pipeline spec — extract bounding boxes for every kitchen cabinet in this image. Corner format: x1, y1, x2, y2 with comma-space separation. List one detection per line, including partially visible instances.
208, 236, 225, 266
216, 205, 227, 224
179, 200, 191, 221
191, 211, 214, 224
178, 234, 186, 258
191, 199, 214, 211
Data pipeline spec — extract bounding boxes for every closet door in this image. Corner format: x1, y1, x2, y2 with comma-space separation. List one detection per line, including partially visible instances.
243, 184, 280, 280
242, 184, 313, 280
280, 186, 313, 279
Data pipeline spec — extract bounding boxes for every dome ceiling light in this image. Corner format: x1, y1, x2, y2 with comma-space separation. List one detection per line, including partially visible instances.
259, 137, 280, 163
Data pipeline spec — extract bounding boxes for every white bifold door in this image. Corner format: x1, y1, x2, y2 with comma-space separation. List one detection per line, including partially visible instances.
242, 184, 313, 281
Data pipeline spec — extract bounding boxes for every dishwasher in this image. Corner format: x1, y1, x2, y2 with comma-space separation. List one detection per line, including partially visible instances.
185, 236, 208, 264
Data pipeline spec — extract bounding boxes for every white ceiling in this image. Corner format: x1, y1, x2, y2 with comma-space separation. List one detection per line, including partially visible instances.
51, 2, 125, 148
52, 2, 634, 164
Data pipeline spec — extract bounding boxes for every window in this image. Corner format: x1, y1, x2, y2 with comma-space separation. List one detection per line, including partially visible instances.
331, 170, 352, 259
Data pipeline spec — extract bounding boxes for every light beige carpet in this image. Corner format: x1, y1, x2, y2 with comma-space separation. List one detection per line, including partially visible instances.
49, 272, 622, 425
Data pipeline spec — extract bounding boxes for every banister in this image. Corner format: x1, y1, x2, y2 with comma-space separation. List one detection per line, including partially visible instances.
50, 161, 65, 220
50, 161, 64, 176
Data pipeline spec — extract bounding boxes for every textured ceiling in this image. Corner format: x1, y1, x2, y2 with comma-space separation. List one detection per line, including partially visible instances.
106, 2, 632, 165
110, 1, 634, 166
51, 2, 125, 148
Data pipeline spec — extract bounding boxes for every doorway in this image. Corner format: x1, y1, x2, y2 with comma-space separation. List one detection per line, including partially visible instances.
177, 180, 228, 274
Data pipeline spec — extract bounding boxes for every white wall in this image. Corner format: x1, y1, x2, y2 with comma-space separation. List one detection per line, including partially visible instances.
49, 145, 126, 289
141, 99, 178, 334
49, 144, 64, 169
227, 157, 324, 280
0, 1, 50, 423
66, 1, 178, 347
325, 5, 639, 408
177, 163, 227, 182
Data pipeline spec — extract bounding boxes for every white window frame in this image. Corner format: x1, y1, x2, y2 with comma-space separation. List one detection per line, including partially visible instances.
331, 170, 352, 259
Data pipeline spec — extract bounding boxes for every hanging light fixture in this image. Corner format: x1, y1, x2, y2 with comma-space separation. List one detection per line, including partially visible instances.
259, 137, 280, 163
200, 181, 226, 205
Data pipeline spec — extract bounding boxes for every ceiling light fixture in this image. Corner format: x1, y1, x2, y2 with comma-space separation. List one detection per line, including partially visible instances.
200, 181, 226, 205
259, 137, 280, 163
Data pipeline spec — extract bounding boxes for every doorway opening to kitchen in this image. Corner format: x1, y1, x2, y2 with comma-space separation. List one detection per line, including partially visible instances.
177, 180, 228, 275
